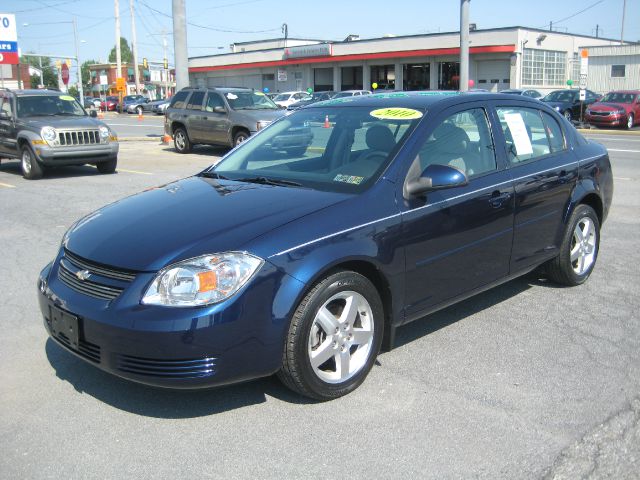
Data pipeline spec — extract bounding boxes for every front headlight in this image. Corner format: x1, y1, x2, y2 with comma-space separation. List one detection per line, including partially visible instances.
554, 106, 561, 111
41, 126, 56, 142
99, 126, 110, 140
141, 252, 264, 307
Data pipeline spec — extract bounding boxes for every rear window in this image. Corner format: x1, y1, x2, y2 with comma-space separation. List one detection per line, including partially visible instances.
170, 90, 190, 109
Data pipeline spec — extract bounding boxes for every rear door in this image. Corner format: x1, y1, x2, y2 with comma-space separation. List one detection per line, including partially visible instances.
490, 100, 577, 273
0, 95, 17, 156
401, 102, 514, 320
184, 91, 206, 142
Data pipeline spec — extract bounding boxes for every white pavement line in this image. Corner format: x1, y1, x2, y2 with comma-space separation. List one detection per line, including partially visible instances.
587, 137, 640, 142
117, 168, 153, 175
614, 177, 633, 181
105, 123, 164, 128
0, 181, 16, 188
608, 149, 640, 153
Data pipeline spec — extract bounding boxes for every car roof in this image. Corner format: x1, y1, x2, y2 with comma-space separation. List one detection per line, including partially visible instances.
606, 90, 640, 94
9, 89, 66, 97
309, 90, 547, 109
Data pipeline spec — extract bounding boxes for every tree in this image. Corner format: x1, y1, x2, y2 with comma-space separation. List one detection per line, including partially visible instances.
68, 85, 79, 98
81, 59, 97, 92
108, 37, 132, 63
20, 54, 58, 89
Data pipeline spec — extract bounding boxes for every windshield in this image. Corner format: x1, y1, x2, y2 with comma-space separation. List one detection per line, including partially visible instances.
273, 93, 291, 102
209, 105, 424, 193
17, 95, 86, 117
224, 91, 279, 110
333, 92, 355, 99
600, 92, 636, 104
544, 90, 576, 102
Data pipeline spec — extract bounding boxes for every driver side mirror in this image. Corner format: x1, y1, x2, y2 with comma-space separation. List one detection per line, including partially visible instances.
89, 110, 97, 118
404, 164, 468, 198
0, 111, 10, 120
213, 106, 226, 113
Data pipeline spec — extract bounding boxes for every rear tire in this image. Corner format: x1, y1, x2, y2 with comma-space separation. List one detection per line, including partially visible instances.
546, 204, 600, 286
563, 110, 572, 121
173, 127, 192, 154
96, 158, 117, 174
21, 144, 44, 180
278, 271, 383, 400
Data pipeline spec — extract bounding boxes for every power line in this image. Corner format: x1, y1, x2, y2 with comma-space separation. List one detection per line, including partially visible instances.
539, 0, 605, 29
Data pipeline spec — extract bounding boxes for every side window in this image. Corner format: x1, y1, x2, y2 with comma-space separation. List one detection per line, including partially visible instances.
170, 90, 189, 109
0, 97, 12, 116
541, 112, 566, 153
205, 93, 224, 112
187, 91, 205, 110
416, 108, 497, 179
496, 107, 551, 164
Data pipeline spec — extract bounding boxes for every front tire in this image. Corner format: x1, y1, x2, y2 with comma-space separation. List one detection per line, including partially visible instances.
96, 158, 117, 174
278, 271, 383, 400
233, 130, 249, 147
21, 144, 44, 180
546, 204, 600, 286
173, 127, 192, 154
136, 106, 143, 115
563, 110, 572, 121
626, 113, 634, 130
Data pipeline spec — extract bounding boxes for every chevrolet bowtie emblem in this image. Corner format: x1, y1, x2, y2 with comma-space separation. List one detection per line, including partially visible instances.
76, 269, 91, 281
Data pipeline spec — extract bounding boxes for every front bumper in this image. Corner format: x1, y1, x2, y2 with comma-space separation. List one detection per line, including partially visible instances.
38, 252, 305, 389
585, 113, 624, 127
34, 142, 119, 166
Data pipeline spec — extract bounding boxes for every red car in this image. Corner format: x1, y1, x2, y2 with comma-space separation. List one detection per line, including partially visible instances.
585, 90, 640, 130
100, 96, 119, 112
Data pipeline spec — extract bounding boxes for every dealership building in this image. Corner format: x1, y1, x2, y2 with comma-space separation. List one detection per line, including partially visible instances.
188, 26, 625, 95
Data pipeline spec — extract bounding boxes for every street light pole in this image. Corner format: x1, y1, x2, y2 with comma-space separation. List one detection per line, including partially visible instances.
130, 0, 141, 95
73, 17, 83, 100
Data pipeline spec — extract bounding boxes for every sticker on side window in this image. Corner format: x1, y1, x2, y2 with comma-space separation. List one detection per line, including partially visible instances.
503, 113, 533, 156
226, 93, 238, 100
369, 107, 422, 120
334, 174, 364, 185
59, 95, 75, 101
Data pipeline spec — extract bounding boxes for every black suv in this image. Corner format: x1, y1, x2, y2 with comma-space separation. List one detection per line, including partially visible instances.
165, 87, 299, 153
0, 89, 118, 179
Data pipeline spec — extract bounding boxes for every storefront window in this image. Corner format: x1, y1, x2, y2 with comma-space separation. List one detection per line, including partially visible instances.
371, 65, 395, 91
403, 63, 430, 91
522, 49, 566, 86
438, 62, 460, 90
341, 66, 363, 90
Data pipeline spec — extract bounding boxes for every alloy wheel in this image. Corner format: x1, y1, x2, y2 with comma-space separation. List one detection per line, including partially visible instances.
570, 217, 597, 275
307, 291, 374, 384
22, 149, 32, 175
175, 131, 185, 150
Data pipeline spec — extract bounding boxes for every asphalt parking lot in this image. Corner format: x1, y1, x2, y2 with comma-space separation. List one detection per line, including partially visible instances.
0, 134, 639, 479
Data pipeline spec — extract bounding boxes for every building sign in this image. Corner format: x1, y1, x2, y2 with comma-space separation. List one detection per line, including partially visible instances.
277, 69, 287, 82
0, 14, 19, 65
283, 43, 332, 60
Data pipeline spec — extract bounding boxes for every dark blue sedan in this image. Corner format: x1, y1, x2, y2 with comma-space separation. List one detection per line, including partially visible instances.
38, 92, 613, 400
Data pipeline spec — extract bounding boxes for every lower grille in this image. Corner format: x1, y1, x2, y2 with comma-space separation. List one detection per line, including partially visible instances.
58, 263, 124, 300
589, 111, 613, 117
117, 354, 217, 378
53, 332, 101, 363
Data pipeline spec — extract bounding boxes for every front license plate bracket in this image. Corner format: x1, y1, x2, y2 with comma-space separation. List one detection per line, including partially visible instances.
50, 305, 80, 348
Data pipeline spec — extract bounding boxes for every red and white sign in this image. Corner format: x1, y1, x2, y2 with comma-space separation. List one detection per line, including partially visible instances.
61, 62, 69, 85
0, 14, 19, 65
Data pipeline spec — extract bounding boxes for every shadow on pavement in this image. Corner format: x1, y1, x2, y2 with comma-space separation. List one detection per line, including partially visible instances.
0, 160, 103, 180
161, 145, 229, 156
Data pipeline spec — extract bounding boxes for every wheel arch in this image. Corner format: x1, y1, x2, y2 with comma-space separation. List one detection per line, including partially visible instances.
565, 180, 604, 226
171, 121, 187, 135
231, 125, 250, 142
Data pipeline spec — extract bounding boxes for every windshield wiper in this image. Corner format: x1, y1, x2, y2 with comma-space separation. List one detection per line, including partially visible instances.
199, 171, 230, 180
234, 176, 302, 187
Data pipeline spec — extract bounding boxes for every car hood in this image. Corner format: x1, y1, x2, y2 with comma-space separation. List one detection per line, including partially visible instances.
19, 116, 105, 129
63, 176, 350, 271
232, 108, 285, 125
589, 102, 627, 112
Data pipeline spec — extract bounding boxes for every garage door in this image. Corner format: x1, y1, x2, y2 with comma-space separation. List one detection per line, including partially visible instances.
477, 60, 510, 92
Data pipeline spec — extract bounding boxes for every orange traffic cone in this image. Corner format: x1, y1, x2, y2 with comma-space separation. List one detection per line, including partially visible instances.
323, 115, 330, 128
162, 134, 172, 144
137, 111, 144, 121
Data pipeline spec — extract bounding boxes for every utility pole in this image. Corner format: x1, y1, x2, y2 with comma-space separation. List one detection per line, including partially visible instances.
163, 32, 169, 97
172, 0, 189, 90
595, 24, 599, 38
459, 0, 470, 92
621, 0, 626, 44
73, 17, 83, 100
129, 0, 140, 95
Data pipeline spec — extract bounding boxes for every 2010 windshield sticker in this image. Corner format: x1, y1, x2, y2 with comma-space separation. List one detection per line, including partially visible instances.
226, 93, 238, 99
60, 95, 75, 101
369, 107, 422, 120
254, 91, 265, 96
334, 174, 364, 185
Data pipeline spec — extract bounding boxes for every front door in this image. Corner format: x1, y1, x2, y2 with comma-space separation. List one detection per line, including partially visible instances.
202, 92, 231, 145
401, 103, 514, 322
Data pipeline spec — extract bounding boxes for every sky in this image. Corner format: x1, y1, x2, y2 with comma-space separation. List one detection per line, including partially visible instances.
6, 0, 640, 74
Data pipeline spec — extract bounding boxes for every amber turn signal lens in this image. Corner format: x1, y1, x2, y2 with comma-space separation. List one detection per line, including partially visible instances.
197, 271, 217, 292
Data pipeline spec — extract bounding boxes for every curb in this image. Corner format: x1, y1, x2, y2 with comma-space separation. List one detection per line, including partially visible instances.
578, 128, 640, 136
